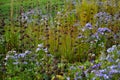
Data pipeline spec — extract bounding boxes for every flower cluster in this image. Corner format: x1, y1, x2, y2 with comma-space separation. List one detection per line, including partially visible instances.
107, 45, 117, 53
94, 12, 112, 25
36, 43, 48, 53
97, 27, 111, 35
4, 50, 36, 65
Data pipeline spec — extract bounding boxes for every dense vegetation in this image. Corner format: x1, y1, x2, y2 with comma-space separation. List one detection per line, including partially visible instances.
0, 0, 120, 80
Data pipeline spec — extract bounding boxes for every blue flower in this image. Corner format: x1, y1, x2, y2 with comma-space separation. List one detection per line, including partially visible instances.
107, 45, 116, 53
85, 23, 92, 29
97, 28, 111, 35
117, 51, 120, 55
92, 63, 101, 69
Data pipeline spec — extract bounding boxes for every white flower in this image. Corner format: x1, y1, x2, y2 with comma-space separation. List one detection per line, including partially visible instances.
81, 28, 85, 32
25, 50, 31, 54
38, 43, 43, 48
107, 46, 116, 53
13, 62, 19, 65
36, 48, 41, 52
43, 48, 48, 53
57, 11, 61, 15
5, 55, 10, 60
8, 51, 16, 54
67, 77, 70, 80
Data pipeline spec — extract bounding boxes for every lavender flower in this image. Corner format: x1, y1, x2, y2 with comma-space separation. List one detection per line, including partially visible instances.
66, 77, 70, 80
77, 34, 83, 39
103, 74, 109, 79
107, 45, 116, 53
70, 66, 75, 70
97, 27, 111, 35
92, 63, 101, 69
99, 69, 107, 73
94, 12, 112, 24
106, 55, 114, 62
109, 69, 119, 75
92, 33, 99, 39
117, 51, 120, 55
18, 53, 26, 58
108, 65, 117, 69
85, 23, 92, 29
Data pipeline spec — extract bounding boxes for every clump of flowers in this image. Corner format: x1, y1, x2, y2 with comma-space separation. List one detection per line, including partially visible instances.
97, 27, 111, 35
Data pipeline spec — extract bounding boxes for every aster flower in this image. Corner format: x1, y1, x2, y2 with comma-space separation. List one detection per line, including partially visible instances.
25, 50, 31, 54
92, 33, 99, 39
97, 27, 111, 35
77, 34, 84, 39
18, 53, 26, 58
4, 55, 10, 60
108, 65, 117, 69
99, 69, 107, 73
107, 45, 117, 53
66, 77, 70, 80
38, 43, 43, 48
103, 74, 109, 79
92, 63, 101, 69
109, 69, 120, 75
117, 51, 120, 55
85, 23, 92, 29
43, 47, 48, 53
106, 55, 114, 62
94, 12, 112, 25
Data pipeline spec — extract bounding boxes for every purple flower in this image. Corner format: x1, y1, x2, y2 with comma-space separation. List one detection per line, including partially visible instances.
92, 33, 99, 39
99, 69, 107, 73
109, 69, 119, 75
97, 27, 111, 34
70, 66, 75, 70
106, 55, 114, 62
117, 51, 120, 55
18, 53, 26, 58
103, 74, 109, 79
107, 45, 116, 53
85, 23, 92, 29
77, 34, 83, 39
92, 63, 101, 69
108, 65, 117, 69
